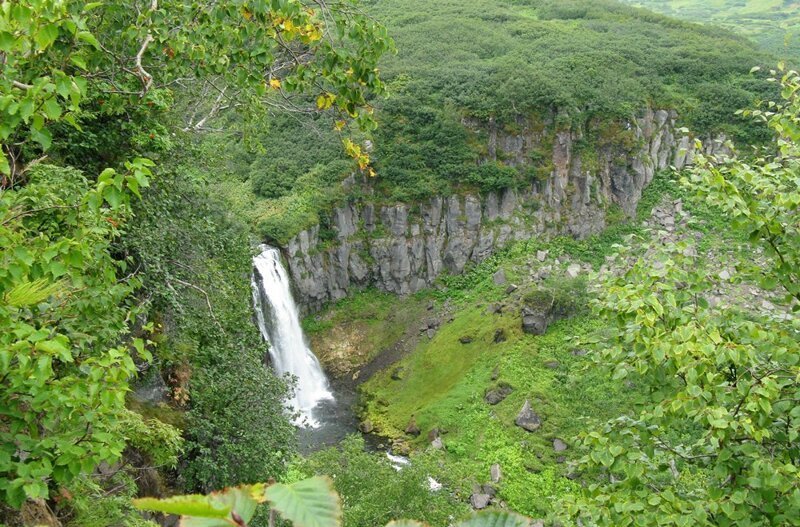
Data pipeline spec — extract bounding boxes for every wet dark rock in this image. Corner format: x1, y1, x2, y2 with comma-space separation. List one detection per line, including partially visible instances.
515, 400, 542, 432
505, 284, 518, 295
459, 335, 474, 344
493, 328, 507, 343
358, 420, 374, 434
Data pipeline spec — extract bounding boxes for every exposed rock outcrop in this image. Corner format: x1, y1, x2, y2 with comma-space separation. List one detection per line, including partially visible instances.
282, 109, 720, 311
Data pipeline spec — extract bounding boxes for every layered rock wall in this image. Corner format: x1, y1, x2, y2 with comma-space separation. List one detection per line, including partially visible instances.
282, 109, 722, 311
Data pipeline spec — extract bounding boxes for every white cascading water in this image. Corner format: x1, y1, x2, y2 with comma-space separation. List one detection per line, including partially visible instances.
252, 245, 333, 428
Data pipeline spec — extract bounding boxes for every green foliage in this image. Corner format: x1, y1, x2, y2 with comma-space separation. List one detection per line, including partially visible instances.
135, 473, 517, 527
206, 0, 774, 243
251, 159, 304, 199
265, 477, 342, 527
1, 0, 392, 179
567, 67, 800, 527
621, 0, 800, 59
464, 163, 523, 193
0, 163, 153, 507
296, 436, 470, 527
122, 171, 297, 492
67, 472, 162, 527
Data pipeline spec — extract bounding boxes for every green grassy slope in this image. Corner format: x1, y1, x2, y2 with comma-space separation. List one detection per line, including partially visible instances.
620, 0, 800, 58
206, 0, 774, 244
305, 172, 754, 518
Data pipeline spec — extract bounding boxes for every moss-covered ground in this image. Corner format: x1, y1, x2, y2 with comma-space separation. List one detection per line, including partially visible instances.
304, 172, 751, 518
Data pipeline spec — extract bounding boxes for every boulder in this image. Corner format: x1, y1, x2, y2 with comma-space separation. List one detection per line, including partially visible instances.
431, 437, 444, 450
522, 309, 549, 335
459, 335, 474, 344
493, 269, 507, 285
427, 427, 441, 442
505, 284, 518, 294
566, 263, 581, 279
490, 463, 502, 483
481, 484, 497, 497
405, 417, 420, 437
484, 383, 514, 405
536, 250, 548, 262
493, 328, 507, 343
515, 400, 542, 432
470, 493, 491, 510
358, 419, 374, 434
553, 438, 568, 452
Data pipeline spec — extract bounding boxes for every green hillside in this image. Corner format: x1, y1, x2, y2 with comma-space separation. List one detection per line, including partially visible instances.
621, 0, 800, 58
211, 0, 774, 244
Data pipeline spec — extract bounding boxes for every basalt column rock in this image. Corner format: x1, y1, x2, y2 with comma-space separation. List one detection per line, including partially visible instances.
282, 109, 712, 312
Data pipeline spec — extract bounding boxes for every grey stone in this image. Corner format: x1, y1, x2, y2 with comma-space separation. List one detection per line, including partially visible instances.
522, 311, 549, 335
544, 360, 560, 370
485, 383, 514, 405
566, 263, 581, 279
470, 493, 491, 510
553, 438, 568, 452
515, 400, 542, 432
280, 109, 688, 310
358, 420, 374, 434
493, 269, 507, 285
505, 284, 518, 294
431, 437, 444, 450
459, 335, 474, 344
493, 328, 507, 343
490, 463, 502, 483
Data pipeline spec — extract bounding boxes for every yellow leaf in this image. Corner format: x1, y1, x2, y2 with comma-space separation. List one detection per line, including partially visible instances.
316, 93, 335, 110
334, 120, 346, 131
269, 79, 281, 90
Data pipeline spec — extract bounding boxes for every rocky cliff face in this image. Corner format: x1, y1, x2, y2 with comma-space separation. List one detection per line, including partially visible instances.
282, 109, 724, 311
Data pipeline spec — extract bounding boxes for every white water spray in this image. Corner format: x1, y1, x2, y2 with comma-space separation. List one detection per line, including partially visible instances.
252, 245, 333, 427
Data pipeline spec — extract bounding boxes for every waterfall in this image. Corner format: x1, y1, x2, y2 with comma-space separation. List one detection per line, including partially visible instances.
251, 245, 333, 428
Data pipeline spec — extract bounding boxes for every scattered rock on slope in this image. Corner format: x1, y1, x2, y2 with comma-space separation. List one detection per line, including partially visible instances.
484, 383, 514, 405
515, 399, 542, 432
405, 416, 420, 436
